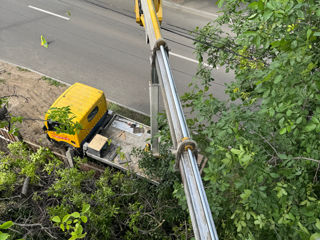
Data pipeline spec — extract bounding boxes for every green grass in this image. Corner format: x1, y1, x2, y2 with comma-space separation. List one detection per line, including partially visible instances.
16, 66, 31, 72
0, 78, 5, 84
41, 76, 65, 87
108, 102, 150, 126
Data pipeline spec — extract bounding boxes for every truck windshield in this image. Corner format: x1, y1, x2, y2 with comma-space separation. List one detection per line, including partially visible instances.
47, 119, 61, 131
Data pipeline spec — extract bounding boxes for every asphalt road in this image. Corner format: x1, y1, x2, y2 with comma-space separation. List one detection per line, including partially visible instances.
0, 0, 233, 115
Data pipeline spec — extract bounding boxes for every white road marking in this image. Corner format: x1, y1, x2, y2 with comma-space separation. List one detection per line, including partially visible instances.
28, 5, 70, 21
170, 52, 217, 69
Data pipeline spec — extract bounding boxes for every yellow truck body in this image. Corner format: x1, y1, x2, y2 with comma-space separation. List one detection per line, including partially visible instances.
44, 83, 108, 148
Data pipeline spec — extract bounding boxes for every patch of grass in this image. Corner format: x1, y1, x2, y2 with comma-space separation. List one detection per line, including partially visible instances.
108, 102, 150, 126
41, 76, 65, 87
16, 67, 30, 72
0, 78, 5, 84
7, 72, 11, 76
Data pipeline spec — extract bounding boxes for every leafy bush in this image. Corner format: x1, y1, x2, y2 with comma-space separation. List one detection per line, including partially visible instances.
0, 136, 191, 239
180, 0, 320, 239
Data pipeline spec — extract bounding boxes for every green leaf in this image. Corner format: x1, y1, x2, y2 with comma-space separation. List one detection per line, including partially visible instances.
311, 116, 319, 124
269, 108, 275, 117
77, 233, 86, 239
217, 0, 225, 8
263, 10, 273, 21
316, 219, 320, 230
248, 13, 258, 20
274, 75, 283, 84
266, 2, 275, 10
62, 214, 71, 223
291, 40, 297, 49
82, 203, 90, 213
248, 2, 258, 9
278, 154, 288, 160
80, 216, 88, 223
310, 233, 320, 240
314, 32, 320, 37
243, 31, 257, 36
296, 116, 303, 124
0, 221, 13, 230
304, 123, 316, 132
296, 10, 304, 19
0, 233, 10, 240
60, 223, 65, 231
279, 127, 287, 135
270, 173, 279, 178
231, 148, 242, 155
74, 223, 83, 235
52, 216, 61, 223
71, 212, 80, 218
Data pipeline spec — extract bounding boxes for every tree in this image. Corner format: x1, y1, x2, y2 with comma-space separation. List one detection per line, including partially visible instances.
180, 0, 320, 239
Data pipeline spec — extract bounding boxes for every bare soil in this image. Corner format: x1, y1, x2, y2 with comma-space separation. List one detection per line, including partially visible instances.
0, 61, 68, 154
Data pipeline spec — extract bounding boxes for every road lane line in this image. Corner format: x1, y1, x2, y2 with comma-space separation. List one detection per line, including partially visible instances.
28, 5, 70, 20
170, 52, 217, 69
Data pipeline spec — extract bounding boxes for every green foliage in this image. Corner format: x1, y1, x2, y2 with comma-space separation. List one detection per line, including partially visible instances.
16, 67, 30, 72
46, 106, 82, 135
180, 0, 320, 239
0, 221, 13, 240
40, 76, 64, 87
0, 142, 63, 239
0, 132, 189, 239
0, 142, 61, 195
46, 159, 190, 239
51, 203, 89, 240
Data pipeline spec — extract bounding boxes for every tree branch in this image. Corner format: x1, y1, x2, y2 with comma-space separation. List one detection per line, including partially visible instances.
293, 157, 320, 164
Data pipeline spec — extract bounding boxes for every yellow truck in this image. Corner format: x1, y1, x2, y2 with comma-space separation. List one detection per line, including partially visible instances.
43, 83, 151, 174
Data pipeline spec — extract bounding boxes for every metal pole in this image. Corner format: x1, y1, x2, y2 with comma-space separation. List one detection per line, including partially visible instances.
137, 0, 219, 238
159, 45, 189, 138
150, 64, 160, 155
155, 49, 219, 240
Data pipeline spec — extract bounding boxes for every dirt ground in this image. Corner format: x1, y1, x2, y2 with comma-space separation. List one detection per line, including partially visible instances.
0, 61, 68, 153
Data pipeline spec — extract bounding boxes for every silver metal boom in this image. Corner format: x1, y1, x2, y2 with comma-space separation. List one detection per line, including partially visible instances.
138, 0, 219, 239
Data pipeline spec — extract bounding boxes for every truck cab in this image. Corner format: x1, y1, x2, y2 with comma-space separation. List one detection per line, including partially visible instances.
44, 82, 109, 149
